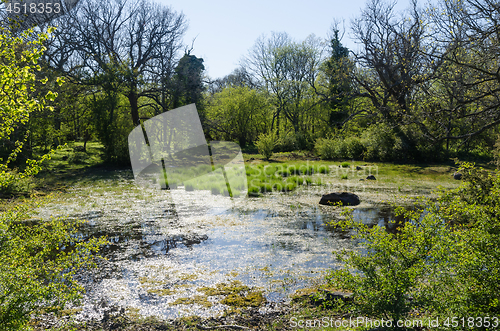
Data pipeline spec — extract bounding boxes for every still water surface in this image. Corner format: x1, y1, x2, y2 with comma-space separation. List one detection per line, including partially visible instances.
35, 175, 399, 320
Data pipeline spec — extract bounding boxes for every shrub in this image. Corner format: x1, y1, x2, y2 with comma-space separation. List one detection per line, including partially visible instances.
341, 162, 350, 168
327, 204, 455, 328
255, 132, 275, 160
315, 138, 336, 160
316, 137, 365, 160
0, 201, 106, 330
361, 123, 396, 161
274, 132, 298, 152
344, 136, 366, 159
327, 163, 500, 327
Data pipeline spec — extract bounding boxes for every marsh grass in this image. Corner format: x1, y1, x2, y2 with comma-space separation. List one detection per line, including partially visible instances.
27, 143, 468, 204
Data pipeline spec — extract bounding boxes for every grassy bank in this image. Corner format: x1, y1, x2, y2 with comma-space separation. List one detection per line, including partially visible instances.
14, 142, 468, 203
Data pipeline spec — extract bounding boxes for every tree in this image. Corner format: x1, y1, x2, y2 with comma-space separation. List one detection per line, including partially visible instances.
172, 52, 205, 109
65, 0, 187, 124
208, 67, 256, 95
0, 26, 60, 192
320, 24, 355, 129
0, 26, 106, 330
205, 86, 271, 147
350, 0, 436, 159
244, 32, 324, 136
425, 0, 500, 147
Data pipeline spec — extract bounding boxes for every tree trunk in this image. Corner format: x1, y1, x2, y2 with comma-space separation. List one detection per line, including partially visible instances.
128, 88, 140, 126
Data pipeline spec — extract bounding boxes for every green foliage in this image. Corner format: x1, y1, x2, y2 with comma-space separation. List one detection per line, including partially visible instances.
0, 200, 107, 330
172, 53, 205, 108
255, 132, 275, 160
205, 86, 271, 147
314, 138, 336, 160
494, 134, 500, 169
88, 91, 132, 164
274, 131, 298, 152
327, 204, 453, 327
0, 26, 60, 193
362, 123, 399, 161
430, 163, 500, 319
315, 137, 365, 160
327, 163, 500, 328
0, 27, 106, 330
245, 163, 321, 196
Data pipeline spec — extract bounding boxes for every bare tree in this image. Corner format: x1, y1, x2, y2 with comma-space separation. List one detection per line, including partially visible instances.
426, 0, 500, 146
244, 32, 324, 135
349, 0, 442, 157
64, 0, 186, 124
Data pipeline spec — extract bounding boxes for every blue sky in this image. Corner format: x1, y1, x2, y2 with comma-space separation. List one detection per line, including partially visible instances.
156, 0, 412, 79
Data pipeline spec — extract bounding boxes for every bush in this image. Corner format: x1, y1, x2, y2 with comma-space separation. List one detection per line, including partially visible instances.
274, 132, 298, 152
0, 200, 106, 330
344, 136, 366, 159
361, 123, 396, 161
255, 132, 275, 160
327, 204, 456, 327
315, 138, 337, 160
327, 163, 500, 328
315, 136, 365, 160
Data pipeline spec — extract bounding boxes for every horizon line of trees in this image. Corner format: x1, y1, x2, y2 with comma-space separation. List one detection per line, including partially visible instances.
2, 0, 500, 166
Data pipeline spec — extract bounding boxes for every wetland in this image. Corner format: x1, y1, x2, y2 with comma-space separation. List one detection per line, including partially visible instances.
22, 150, 462, 329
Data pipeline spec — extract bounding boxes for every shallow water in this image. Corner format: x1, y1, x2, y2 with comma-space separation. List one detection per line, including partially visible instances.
35, 172, 401, 321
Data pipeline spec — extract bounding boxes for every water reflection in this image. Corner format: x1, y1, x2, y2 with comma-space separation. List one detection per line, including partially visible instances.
37, 186, 403, 321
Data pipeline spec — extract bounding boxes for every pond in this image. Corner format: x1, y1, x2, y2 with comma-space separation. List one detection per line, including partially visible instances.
34, 171, 404, 321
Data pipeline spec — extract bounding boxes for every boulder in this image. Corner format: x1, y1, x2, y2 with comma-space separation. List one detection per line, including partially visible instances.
453, 172, 462, 180
319, 192, 360, 206
356, 166, 363, 170
366, 175, 376, 180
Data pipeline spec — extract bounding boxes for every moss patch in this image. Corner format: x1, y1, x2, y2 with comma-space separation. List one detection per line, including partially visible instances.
221, 291, 265, 308
198, 280, 250, 296
171, 295, 213, 308
198, 280, 266, 308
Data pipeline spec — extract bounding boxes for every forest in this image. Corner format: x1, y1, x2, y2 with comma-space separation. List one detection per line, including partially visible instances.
1, 0, 500, 330
2, 0, 500, 182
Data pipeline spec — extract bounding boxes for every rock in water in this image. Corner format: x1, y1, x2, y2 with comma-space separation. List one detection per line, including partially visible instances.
366, 175, 376, 180
319, 192, 360, 206
453, 172, 462, 180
